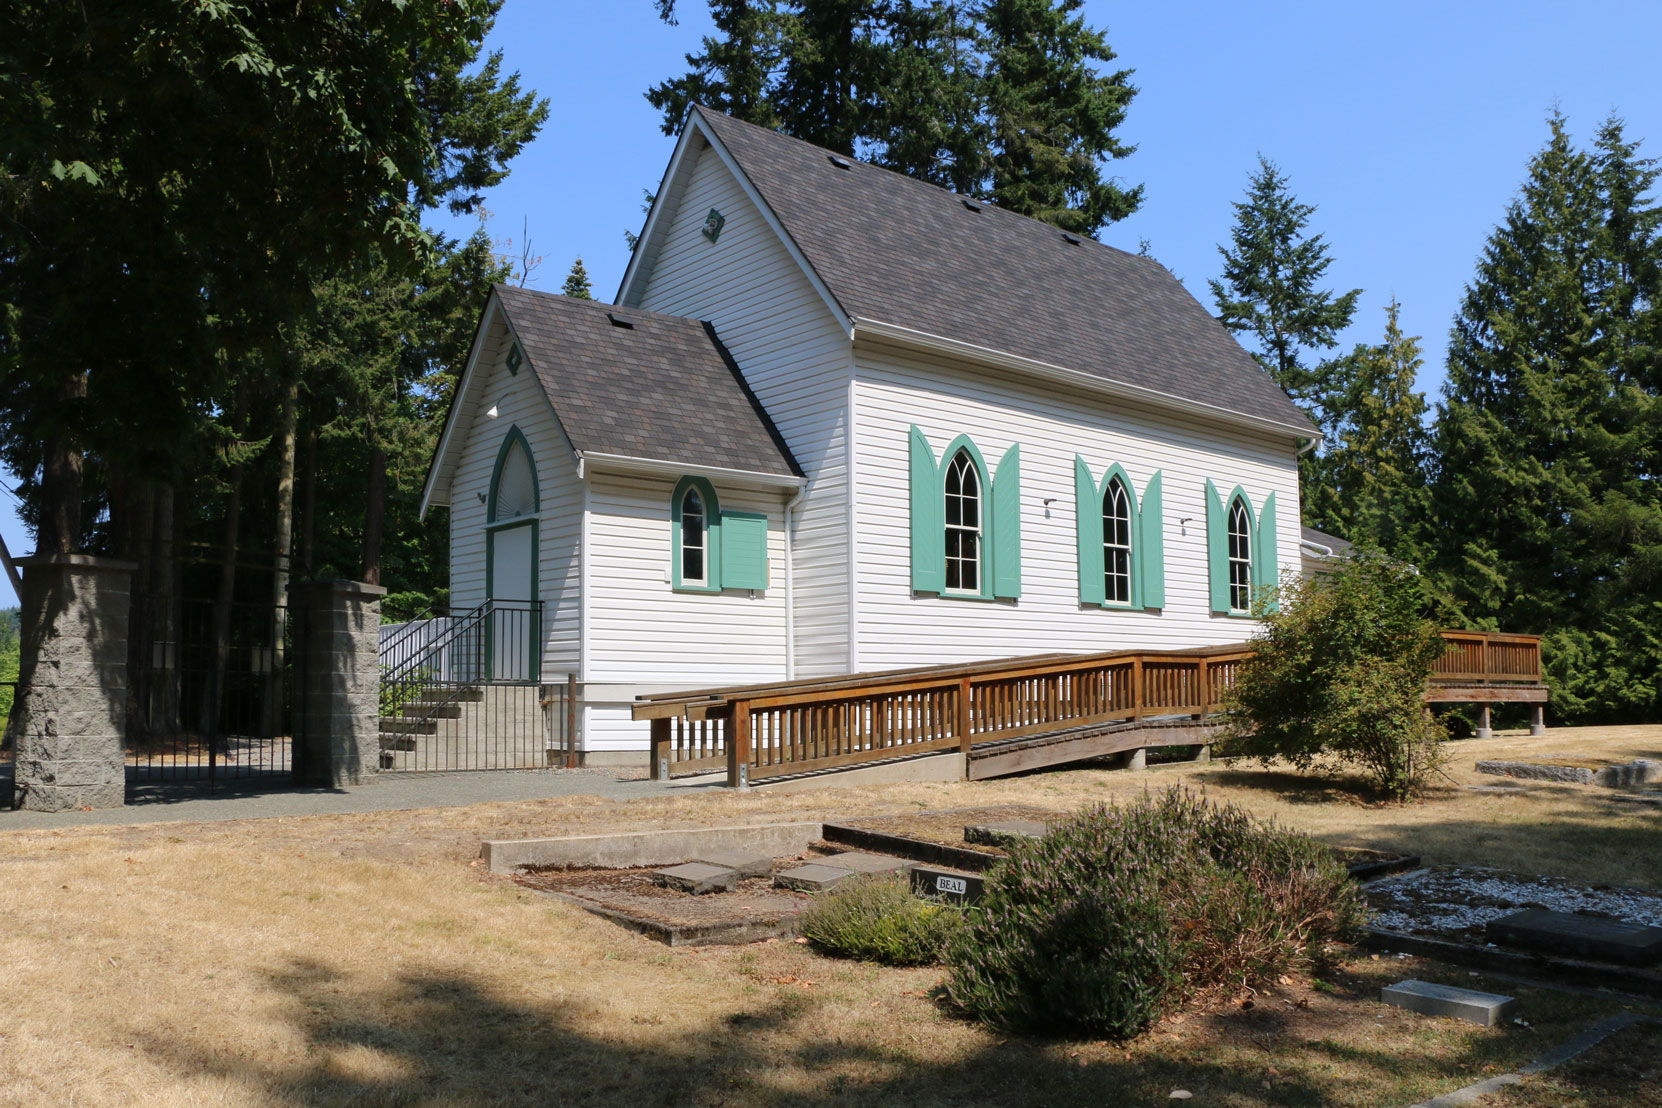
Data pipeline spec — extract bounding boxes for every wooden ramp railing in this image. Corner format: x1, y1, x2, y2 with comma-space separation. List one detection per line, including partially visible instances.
636, 631, 1544, 787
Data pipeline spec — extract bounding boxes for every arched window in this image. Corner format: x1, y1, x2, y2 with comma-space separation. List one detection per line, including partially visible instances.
680, 486, 707, 585
1228, 497, 1252, 611
1103, 477, 1133, 604
943, 448, 982, 593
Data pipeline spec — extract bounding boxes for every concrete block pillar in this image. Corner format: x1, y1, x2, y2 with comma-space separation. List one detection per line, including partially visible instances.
1530, 704, 1546, 737
288, 579, 384, 787
10, 555, 136, 812
1475, 704, 1493, 741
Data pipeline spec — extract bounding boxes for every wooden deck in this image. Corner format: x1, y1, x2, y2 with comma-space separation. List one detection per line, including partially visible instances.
635, 630, 1547, 787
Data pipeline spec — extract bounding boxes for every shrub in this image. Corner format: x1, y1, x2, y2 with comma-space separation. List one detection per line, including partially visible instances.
798, 875, 965, 966
1219, 549, 1448, 800
945, 790, 1365, 1041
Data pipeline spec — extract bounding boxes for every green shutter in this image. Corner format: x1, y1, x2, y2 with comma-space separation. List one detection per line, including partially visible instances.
1253, 492, 1278, 612
1139, 471, 1165, 609
991, 444, 1021, 599
1074, 457, 1104, 606
720, 511, 769, 590
1205, 479, 1229, 613
908, 426, 944, 593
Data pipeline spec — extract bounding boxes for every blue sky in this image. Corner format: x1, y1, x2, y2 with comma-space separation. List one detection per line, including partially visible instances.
0, 0, 1657, 604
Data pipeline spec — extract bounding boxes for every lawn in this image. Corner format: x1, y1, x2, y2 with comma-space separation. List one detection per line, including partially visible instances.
0, 725, 1658, 1106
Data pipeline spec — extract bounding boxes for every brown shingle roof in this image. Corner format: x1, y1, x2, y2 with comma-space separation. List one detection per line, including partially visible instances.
691, 106, 1315, 437
495, 285, 799, 477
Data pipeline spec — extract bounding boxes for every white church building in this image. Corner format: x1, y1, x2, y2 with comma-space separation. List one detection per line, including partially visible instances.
419, 107, 1317, 761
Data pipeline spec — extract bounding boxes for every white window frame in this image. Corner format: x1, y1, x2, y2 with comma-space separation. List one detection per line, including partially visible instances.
680, 487, 708, 587
1103, 477, 1133, 605
943, 448, 982, 595
1228, 498, 1252, 612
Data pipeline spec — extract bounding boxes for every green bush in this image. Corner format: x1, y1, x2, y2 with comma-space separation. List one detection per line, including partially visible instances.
798, 875, 965, 966
1220, 549, 1448, 800
945, 790, 1365, 1041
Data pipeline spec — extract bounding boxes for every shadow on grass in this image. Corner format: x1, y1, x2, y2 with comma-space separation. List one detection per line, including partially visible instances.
128, 953, 1597, 1108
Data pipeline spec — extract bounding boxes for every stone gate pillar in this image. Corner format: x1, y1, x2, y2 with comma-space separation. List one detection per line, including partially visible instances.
10, 555, 136, 812
288, 579, 384, 787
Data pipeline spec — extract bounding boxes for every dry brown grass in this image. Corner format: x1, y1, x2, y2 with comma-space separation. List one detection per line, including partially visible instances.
0, 725, 1658, 1106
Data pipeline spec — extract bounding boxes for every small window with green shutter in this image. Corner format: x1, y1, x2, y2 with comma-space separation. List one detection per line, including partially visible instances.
669, 477, 771, 593
909, 428, 1020, 600
1075, 458, 1164, 611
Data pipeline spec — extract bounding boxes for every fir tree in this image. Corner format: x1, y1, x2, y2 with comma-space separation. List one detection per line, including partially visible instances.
1209, 157, 1361, 424
562, 257, 594, 300
646, 0, 782, 134
1433, 112, 1662, 722
978, 0, 1142, 233
1319, 299, 1430, 556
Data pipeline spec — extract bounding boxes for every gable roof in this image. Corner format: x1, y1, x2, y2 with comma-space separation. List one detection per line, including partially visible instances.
496, 285, 799, 478
662, 106, 1313, 439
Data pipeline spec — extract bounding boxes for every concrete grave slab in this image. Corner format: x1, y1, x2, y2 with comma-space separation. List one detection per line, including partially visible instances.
692, 851, 774, 879
1381, 979, 1517, 1027
1486, 908, 1662, 966
964, 819, 1049, 849
911, 865, 985, 905
652, 863, 739, 895
1477, 758, 1662, 788
774, 863, 861, 892
815, 852, 916, 876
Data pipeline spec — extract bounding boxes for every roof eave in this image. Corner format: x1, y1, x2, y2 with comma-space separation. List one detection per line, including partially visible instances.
577, 451, 803, 492
850, 316, 1319, 446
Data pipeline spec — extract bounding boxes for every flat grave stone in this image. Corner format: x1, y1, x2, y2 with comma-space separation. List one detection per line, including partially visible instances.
1477, 758, 1662, 788
1486, 908, 1662, 966
964, 819, 1050, 849
910, 865, 985, 905
653, 862, 739, 895
692, 851, 774, 879
774, 863, 860, 893
1381, 979, 1517, 1027
815, 852, 916, 876
1466, 783, 1528, 794
1611, 792, 1662, 807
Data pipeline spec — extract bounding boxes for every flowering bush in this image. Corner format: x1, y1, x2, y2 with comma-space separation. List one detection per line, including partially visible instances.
945, 790, 1364, 1040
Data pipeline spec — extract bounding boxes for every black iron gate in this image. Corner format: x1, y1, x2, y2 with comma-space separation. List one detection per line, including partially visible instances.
128, 551, 292, 781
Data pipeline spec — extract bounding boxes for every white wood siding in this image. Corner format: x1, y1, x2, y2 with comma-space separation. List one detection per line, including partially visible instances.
850, 339, 1305, 669
582, 472, 789, 752
632, 137, 852, 676
447, 316, 582, 676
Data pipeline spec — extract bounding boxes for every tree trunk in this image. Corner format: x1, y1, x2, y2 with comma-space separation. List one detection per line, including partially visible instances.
154, 480, 181, 737
299, 420, 318, 576
118, 477, 156, 746
361, 441, 387, 587
201, 452, 244, 765
265, 378, 299, 737
37, 370, 88, 554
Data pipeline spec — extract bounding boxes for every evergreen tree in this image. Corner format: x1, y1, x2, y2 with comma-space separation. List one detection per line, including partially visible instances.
1210, 157, 1361, 423
1432, 112, 1662, 722
1319, 299, 1430, 556
978, 0, 1142, 233
648, 0, 1142, 234
562, 257, 595, 300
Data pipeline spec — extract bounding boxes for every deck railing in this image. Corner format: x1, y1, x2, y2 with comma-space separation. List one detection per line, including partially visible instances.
639, 630, 1542, 787
1430, 630, 1542, 686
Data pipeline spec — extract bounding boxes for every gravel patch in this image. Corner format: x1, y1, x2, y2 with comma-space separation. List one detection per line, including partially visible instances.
1368, 865, 1662, 942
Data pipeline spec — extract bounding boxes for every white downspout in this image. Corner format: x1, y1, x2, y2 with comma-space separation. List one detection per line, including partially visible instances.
783, 486, 806, 680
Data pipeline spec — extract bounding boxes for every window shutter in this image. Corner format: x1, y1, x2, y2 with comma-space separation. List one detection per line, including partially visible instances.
1253, 492, 1278, 611
1205, 480, 1229, 613
719, 511, 769, 590
908, 427, 944, 593
991, 444, 1022, 599
1074, 457, 1104, 607
1139, 471, 1165, 609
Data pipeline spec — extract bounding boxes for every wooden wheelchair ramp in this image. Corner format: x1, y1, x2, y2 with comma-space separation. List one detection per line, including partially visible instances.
635, 630, 1548, 789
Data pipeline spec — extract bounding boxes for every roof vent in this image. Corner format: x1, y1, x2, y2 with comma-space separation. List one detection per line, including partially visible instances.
607, 312, 635, 329
827, 153, 854, 170
960, 197, 983, 212
1062, 232, 1083, 246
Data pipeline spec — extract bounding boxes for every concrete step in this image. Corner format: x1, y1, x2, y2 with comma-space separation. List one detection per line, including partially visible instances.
380, 734, 418, 751
392, 702, 463, 719
379, 718, 438, 735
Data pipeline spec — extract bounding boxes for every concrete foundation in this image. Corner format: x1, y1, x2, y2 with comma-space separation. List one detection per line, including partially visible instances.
289, 579, 384, 787
10, 555, 135, 812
